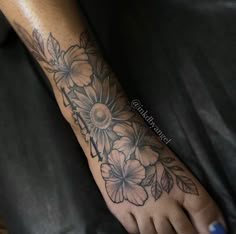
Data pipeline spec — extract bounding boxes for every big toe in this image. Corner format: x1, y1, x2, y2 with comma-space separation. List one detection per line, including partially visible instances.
184, 193, 226, 234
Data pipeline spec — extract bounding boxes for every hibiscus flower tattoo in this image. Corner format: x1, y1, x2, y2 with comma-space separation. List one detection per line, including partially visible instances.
15, 27, 93, 90
113, 122, 162, 166
52, 45, 93, 88
101, 150, 148, 205
14, 23, 199, 207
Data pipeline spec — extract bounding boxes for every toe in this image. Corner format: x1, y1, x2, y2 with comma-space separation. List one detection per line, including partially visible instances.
190, 200, 225, 234
169, 203, 197, 234
153, 217, 176, 234
183, 191, 226, 234
136, 215, 157, 234
118, 212, 139, 234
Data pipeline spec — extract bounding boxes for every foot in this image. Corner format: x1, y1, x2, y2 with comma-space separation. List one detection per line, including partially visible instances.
18, 25, 226, 234
87, 123, 226, 234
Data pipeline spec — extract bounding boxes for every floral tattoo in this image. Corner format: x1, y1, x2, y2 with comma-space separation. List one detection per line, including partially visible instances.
14, 23, 199, 206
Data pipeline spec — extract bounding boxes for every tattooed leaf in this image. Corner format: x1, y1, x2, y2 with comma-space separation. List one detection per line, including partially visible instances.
47, 33, 61, 60
32, 29, 45, 55
150, 145, 163, 154
80, 31, 89, 48
14, 22, 33, 49
151, 180, 162, 200
176, 176, 198, 195
45, 67, 56, 73
160, 157, 175, 164
80, 31, 97, 54
86, 46, 97, 54
96, 58, 110, 79
169, 166, 184, 172
161, 168, 174, 193
141, 166, 155, 186
31, 51, 45, 62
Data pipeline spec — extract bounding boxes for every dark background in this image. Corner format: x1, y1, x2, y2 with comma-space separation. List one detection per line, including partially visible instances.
0, 0, 236, 233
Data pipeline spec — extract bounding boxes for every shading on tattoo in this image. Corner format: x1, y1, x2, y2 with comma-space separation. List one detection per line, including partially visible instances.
14, 23, 199, 206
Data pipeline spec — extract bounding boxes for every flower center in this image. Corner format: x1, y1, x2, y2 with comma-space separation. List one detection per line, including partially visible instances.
90, 103, 112, 129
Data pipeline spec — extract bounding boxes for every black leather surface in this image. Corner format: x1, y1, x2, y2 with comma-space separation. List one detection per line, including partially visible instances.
0, 0, 235, 233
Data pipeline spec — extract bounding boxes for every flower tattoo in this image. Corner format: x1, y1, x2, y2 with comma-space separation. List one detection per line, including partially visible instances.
113, 122, 162, 166
14, 23, 199, 206
72, 77, 134, 158
53, 45, 93, 88
101, 150, 147, 205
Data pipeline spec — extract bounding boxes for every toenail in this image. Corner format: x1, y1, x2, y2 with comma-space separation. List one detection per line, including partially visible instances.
209, 222, 226, 234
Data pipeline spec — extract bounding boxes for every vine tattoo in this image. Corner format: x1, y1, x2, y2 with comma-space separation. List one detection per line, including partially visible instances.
14, 23, 198, 206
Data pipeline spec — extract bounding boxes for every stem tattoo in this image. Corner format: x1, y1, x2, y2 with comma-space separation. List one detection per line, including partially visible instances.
14, 23, 199, 206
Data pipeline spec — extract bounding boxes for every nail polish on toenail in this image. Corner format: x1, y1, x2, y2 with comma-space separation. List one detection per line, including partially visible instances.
209, 222, 226, 234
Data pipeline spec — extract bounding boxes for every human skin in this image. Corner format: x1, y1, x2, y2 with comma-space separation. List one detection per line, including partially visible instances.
0, 1, 226, 233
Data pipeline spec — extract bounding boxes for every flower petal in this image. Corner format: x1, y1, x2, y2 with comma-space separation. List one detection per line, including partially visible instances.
90, 125, 98, 139
77, 63, 93, 76
113, 123, 134, 138
101, 164, 119, 182
123, 182, 148, 206
54, 72, 74, 90
74, 73, 92, 86
112, 111, 134, 121
105, 180, 124, 203
84, 85, 97, 103
97, 129, 105, 155
101, 164, 112, 180
132, 122, 146, 139
108, 83, 118, 101
142, 134, 163, 148
113, 137, 135, 158
92, 78, 102, 101
64, 45, 88, 67
57, 52, 66, 67
111, 96, 127, 113
80, 111, 91, 123
71, 62, 92, 87
68, 76, 74, 87
103, 130, 112, 154
101, 77, 110, 104
71, 61, 93, 82
73, 90, 92, 110
123, 159, 146, 183
108, 150, 125, 177
135, 146, 159, 167
106, 127, 118, 142
54, 71, 67, 84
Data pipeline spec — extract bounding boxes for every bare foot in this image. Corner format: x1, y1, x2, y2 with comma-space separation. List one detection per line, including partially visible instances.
87, 122, 226, 234
13, 24, 226, 234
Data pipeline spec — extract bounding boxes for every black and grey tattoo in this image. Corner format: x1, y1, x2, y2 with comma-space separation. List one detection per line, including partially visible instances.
14, 23, 198, 206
